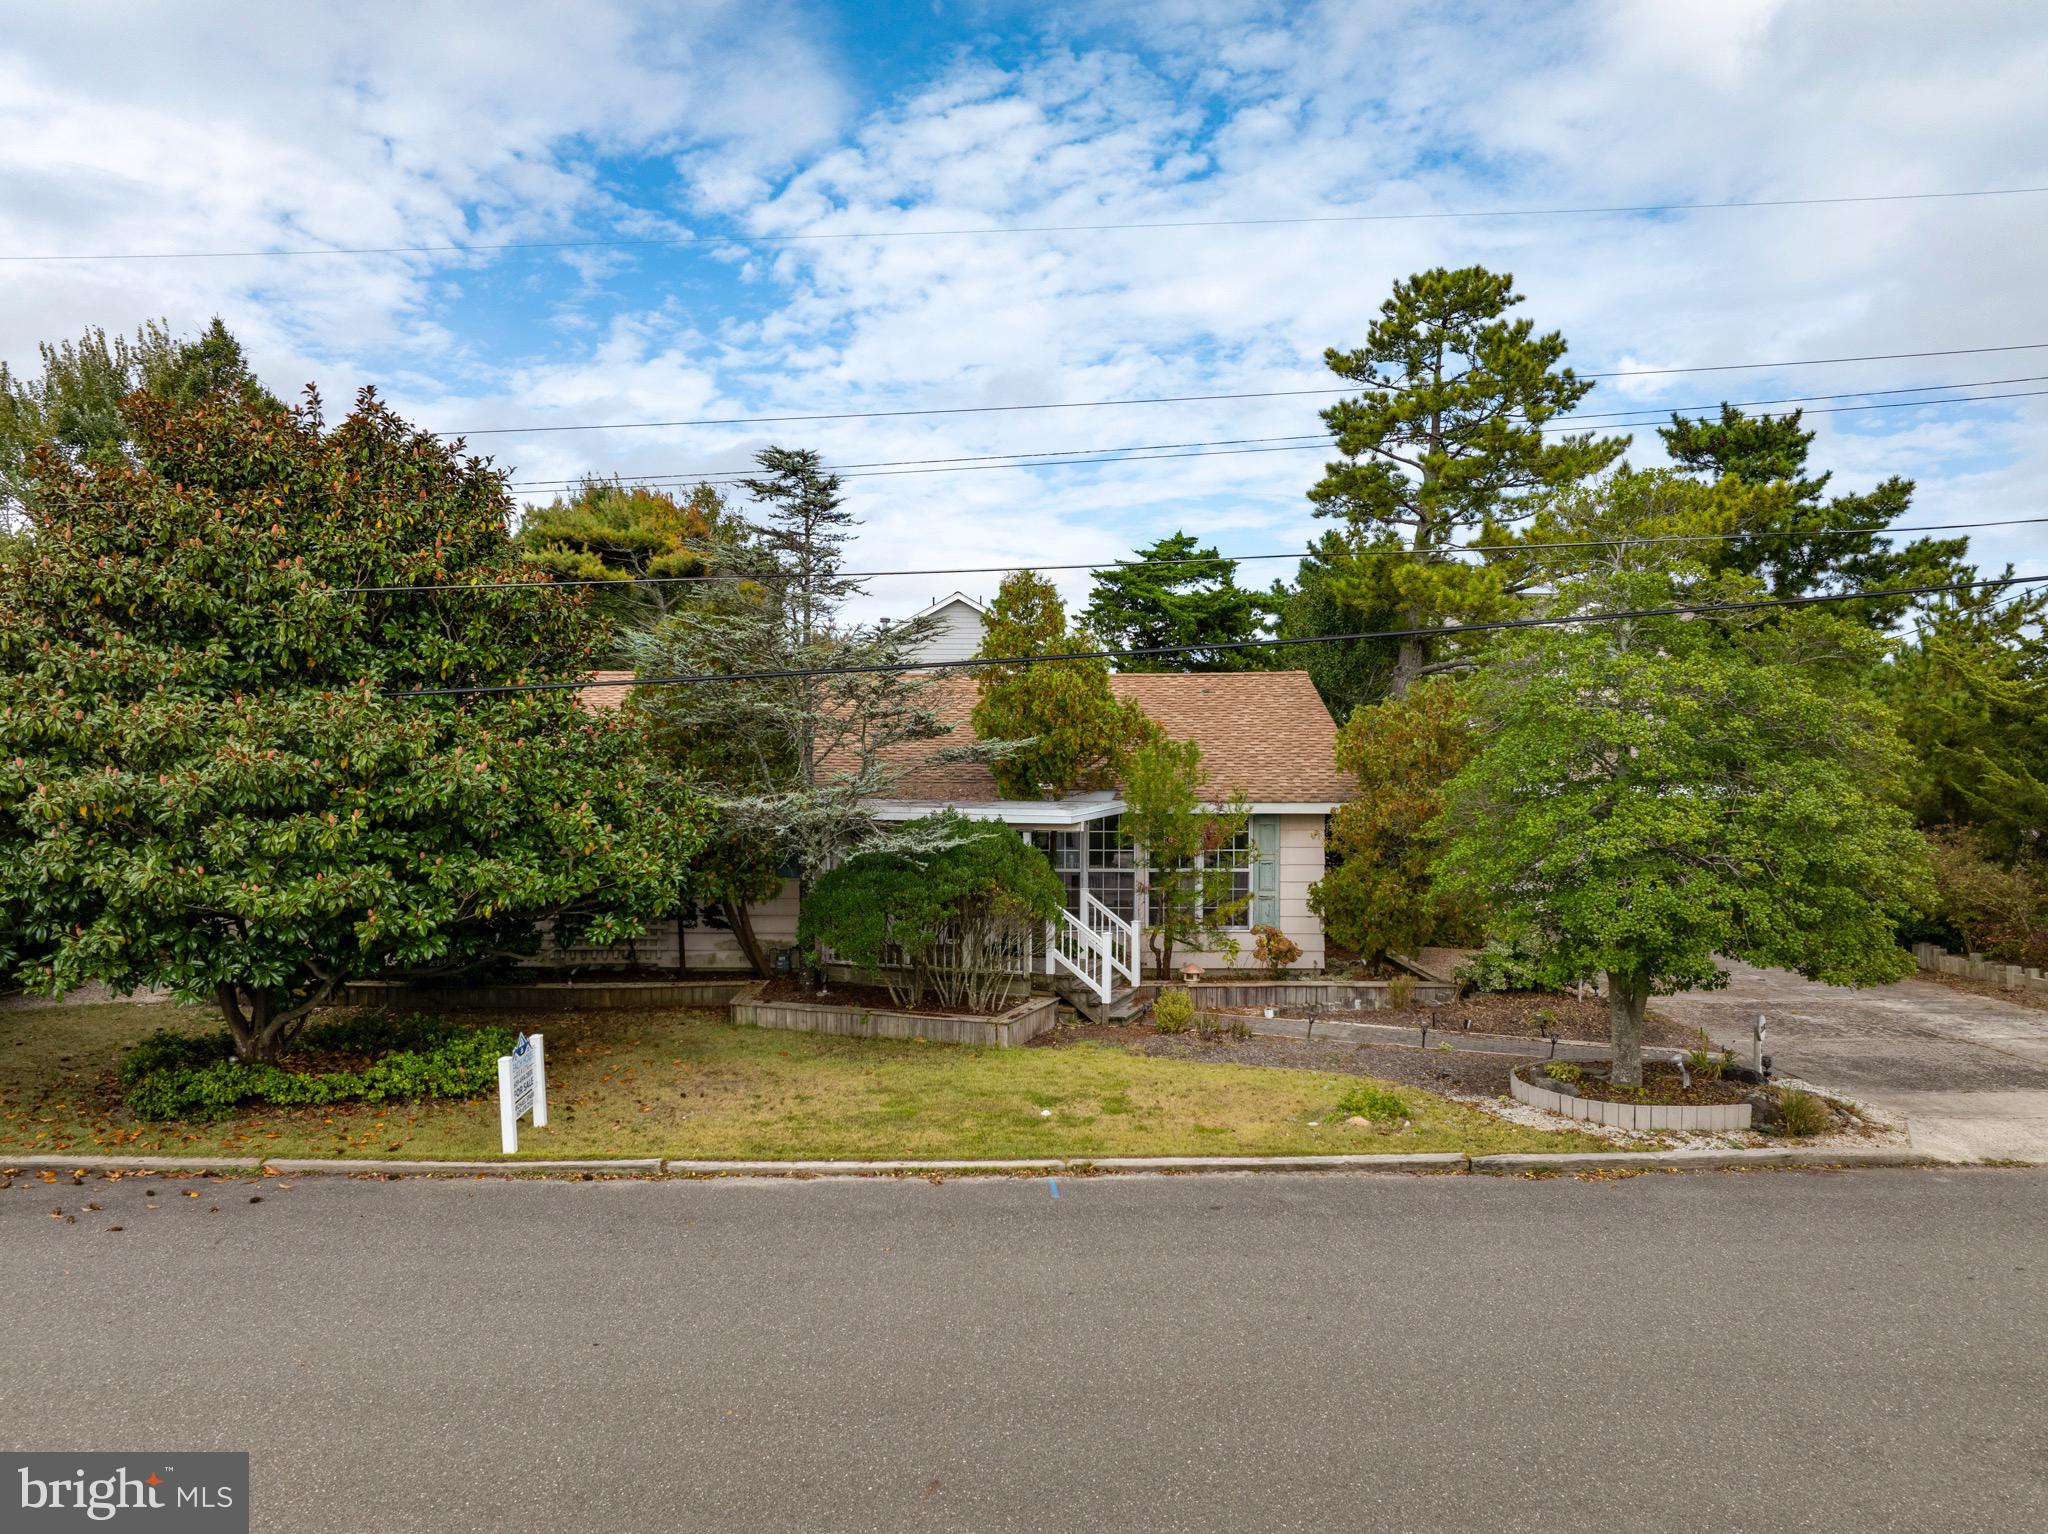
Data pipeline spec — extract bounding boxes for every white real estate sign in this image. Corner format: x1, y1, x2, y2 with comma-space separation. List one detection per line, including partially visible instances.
497, 1032, 548, 1154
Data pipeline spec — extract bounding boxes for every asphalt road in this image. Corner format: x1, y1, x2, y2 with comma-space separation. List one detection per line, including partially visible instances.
7, 1168, 2046, 1533
1662, 961, 2048, 1160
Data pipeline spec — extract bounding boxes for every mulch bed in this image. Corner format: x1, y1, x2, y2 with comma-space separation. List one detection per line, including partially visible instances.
754, 978, 1020, 1019
1520, 1059, 1750, 1107
1200, 990, 1698, 1049
1033, 1021, 1521, 1097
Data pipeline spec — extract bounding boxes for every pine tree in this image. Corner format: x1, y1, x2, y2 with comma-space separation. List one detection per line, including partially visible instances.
1308, 266, 1626, 695
1081, 532, 1275, 670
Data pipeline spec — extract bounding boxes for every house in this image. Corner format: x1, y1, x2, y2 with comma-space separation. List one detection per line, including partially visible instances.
569, 659, 1354, 1007
896, 591, 988, 663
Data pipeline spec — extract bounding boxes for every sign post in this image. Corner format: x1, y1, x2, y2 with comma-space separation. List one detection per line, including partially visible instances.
498, 1032, 547, 1154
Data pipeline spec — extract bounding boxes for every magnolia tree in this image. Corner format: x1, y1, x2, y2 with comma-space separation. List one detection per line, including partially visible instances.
0, 383, 711, 1061
1437, 570, 1930, 1084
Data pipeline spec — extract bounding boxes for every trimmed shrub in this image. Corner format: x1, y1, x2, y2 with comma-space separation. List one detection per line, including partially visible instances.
799, 812, 1066, 1013
1334, 1082, 1411, 1122
1152, 987, 1195, 1034
119, 1015, 516, 1121
1456, 932, 1554, 993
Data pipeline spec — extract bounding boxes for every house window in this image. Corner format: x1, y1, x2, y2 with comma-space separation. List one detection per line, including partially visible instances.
1143, 828, 1254, 930
1023, 829, 1081, 915
1085, 815, 1137, 924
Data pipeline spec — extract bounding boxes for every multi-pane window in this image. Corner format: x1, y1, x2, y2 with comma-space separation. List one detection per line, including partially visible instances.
1086, 815, 1138, 924
1023, 829, 1081, 915
1143, 828, 1254, 930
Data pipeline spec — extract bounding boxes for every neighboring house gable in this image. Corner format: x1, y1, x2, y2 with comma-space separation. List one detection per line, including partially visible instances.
897, 591, 989, 664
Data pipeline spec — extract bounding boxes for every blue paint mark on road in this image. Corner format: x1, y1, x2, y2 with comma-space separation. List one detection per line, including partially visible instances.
1049, 1178, 1060, 1199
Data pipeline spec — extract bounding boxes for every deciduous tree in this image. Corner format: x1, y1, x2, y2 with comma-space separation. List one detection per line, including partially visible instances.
1438, 573, 1929, 1084
0, 384, 710, 1061
1121, 736, 1249, 976
1309, 677, 1478, 965
970, 570, 1156, 798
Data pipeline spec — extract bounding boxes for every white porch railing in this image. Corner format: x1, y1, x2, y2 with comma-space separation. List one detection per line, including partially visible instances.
1047, 897, 1140, 1004
1083, 892, 1140, 988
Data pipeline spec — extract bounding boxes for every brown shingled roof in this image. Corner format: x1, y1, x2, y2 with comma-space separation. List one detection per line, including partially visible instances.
885, 671, 1353, 805
581, 667, 1354, 806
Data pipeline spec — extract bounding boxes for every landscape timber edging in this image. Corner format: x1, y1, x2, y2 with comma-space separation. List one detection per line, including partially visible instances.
340, 978, 752, 1011
1509, 1063, 1752, 1133
1187, 978, 1458, 1010
729, 981, 1060, 1048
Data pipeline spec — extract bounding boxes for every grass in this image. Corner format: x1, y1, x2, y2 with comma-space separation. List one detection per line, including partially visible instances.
1, 1000, 1612, 1163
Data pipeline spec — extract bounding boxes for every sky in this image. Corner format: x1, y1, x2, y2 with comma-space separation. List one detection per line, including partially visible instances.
3, 0, 2045, 620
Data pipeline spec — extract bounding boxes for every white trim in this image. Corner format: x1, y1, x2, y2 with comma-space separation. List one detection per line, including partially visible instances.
903, 591, 988, 621
868, 795, 1125, 827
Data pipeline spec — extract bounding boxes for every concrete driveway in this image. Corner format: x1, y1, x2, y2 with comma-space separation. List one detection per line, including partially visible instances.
1661, 961, 2048, 1162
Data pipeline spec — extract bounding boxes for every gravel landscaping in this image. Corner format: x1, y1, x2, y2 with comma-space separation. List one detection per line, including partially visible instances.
1038, 1021, 1524, 1097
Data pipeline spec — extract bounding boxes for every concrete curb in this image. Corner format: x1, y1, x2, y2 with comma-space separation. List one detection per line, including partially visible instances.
1470, 1147, 1952, 1173
1070, 1153, 1469, 1173
261, 1158, 667, 1175
0, 1155, 263, 1172
4, 1147, 1980, 1180
665, 1158, 1064, 1176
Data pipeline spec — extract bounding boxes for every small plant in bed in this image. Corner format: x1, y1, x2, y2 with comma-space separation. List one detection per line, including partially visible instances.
1517, 1059, 1748, 1108
1773, 1088, 1831, 1138
1153, 988, 1195, 1034
119, 1014, 516, 1121
1333, 1083, 1410, 1123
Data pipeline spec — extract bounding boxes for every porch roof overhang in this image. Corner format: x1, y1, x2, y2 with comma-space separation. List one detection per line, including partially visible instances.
867, 792, 1126, 827
866, 795, 1341, 824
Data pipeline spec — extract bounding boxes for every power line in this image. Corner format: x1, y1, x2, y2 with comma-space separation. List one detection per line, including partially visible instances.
437, 342, 2048, 437
503, 372, 2048, 489
485, 386, 2048, 495
380, 573, 2048, 699
16, 185, 2046, 264
327, 515, 2048, 597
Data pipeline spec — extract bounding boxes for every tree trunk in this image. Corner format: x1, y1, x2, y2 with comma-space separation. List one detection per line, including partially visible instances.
216, 984, 283, 1064
720, 897, 771, 979
1605, 970, 1649, 1087
1389, 637, 1423, 699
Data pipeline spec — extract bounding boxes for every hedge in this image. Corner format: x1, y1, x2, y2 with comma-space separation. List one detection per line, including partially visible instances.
119, 1013, 518, 1122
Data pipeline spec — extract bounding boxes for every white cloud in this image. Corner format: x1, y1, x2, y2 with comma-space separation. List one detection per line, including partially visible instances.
3, 0, 2043, 613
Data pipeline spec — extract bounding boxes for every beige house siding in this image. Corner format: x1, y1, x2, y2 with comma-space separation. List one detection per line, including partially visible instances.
907, 598, 988, 663
525, 880, 798, 974
1160, 812, 1327, 974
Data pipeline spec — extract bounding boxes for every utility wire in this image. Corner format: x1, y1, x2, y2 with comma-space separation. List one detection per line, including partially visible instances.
380, 573, 2048, 698
436, 342, 2048, 437
327, 515, 2048, 596
15, 185, 2046, 263
503, 372, 2048, 489
487, 386, 2048, 495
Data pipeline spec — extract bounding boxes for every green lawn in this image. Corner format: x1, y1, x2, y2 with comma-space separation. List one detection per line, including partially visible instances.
1, 1000, 1609, 1162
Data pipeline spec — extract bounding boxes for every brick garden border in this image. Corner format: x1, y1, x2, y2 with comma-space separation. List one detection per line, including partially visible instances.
1510, 1062, 1751, 1132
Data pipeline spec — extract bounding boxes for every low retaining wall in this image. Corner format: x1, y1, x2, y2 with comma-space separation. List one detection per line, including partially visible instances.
1188, 978, 1458, 1011
1912, 942, 2048, 998
342, 978, 752, 1012
1510, 1065, 1751, 1133
731, 983, 1059, 1048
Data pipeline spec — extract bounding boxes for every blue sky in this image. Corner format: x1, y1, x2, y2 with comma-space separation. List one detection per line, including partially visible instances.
3, 0, 2044, 618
